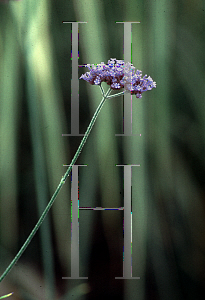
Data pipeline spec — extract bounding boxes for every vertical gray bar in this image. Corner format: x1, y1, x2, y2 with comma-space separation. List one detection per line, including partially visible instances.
71, 165, 79, 278
62, 22, 87, 137
62, 165, 88, 279
115, 22, 140, 137
115, 164, 140, 279
124, 165, 132, 277
71, 23, 80, 136
123, 23, 132, 136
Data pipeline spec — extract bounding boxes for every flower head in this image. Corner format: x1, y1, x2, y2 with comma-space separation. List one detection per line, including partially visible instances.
79, 58, 156, 98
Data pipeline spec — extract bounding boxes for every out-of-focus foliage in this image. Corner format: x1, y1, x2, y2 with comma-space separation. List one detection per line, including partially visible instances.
0, 0, 204, 299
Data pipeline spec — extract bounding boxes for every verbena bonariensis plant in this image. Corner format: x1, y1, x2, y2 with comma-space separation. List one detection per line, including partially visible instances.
80, 58, 156, 98
0, 58, 156, 284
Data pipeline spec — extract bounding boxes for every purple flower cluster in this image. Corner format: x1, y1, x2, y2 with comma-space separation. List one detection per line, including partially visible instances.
79, 58, 156, 98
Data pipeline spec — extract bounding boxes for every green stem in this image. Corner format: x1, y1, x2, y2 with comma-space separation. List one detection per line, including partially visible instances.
99, 83, 105, 97
106, 90, 129, 99
0, 86, 112, 283
0, 293, 13, 299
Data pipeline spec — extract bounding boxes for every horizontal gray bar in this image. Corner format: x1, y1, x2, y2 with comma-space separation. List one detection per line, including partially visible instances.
62, 21, 87, 23
115, 134, 142, 136
79, 207, 124, 210
116, 164, 140, 166
115, 277, 140, 279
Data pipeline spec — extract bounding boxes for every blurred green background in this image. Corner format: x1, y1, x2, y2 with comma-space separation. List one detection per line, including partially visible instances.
0, 0, 205, 299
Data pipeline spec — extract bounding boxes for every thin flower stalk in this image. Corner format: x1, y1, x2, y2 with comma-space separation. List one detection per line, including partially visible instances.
0, 58, 156, 283
0, 86, 112, 283
0, 293, 13, 299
